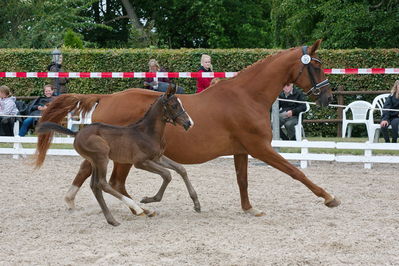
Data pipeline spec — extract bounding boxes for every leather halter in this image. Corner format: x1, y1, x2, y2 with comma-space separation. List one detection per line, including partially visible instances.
161, 96, 187, 125
293, 46, 330, 96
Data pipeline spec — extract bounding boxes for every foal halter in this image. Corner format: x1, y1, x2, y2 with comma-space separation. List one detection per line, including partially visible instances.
293, 46, 330, 96
161, 96, 187, 125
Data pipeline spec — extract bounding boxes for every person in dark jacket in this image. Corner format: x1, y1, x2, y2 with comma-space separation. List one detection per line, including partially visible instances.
47, 52, 69, 95
18, 84, 55, 137
380, 80, 399, 143
278, 83, 307, 140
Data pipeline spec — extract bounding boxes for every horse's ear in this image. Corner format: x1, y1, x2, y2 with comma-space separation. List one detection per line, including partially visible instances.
166, 83, 176, 98
310, 39, 322, 54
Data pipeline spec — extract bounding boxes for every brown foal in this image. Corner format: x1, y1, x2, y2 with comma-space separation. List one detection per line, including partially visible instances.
37, 85, 199, 226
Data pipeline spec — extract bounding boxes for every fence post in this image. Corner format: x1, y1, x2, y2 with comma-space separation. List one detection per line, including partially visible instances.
364, 141, 372, 169
12, 121, 21, 159
337, 85, 344, 137
300, 139, 309, 168
272, 100, 280, 152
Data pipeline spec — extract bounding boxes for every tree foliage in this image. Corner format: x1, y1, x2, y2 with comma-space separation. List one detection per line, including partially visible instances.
0, 0, 398, 49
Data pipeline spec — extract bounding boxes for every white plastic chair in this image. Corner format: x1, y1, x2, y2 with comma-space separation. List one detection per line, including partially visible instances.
67, 103, 97, 131
294, 102, 310, 141
367, 93, 390, 142
342, 100, 372, 138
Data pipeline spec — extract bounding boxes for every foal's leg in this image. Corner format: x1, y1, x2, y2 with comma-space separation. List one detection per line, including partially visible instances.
90, 164, 120, 226
108, 162, 156, 217
234, 154, 265, 216
92, 157, 150, 226
135, 159, 173, 204
65, 159, 92, 209
246, 139, 340, 208
141, 155, 201, 212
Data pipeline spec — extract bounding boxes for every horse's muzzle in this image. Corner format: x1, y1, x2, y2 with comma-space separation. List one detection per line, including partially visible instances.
183, 120, 193, 131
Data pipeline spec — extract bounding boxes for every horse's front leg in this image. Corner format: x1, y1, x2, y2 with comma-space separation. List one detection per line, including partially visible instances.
246, 137, 340, 208
157, 155, 200, 212
234, 154, 265, 216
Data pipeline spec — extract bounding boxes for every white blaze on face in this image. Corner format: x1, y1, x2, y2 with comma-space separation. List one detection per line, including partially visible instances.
178, 98, 194, 128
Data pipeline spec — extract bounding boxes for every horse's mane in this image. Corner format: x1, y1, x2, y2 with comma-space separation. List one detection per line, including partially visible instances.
207, 47, 297, 89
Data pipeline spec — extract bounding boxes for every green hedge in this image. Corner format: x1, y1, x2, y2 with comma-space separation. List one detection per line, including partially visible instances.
0, 48, 398, 137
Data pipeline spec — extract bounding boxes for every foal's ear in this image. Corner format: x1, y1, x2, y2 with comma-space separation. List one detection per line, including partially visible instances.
166, 83, 176, 98
310, 39, 322, 54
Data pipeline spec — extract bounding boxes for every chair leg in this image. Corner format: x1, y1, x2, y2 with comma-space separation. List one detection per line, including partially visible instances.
295, 124, 301, 141
342, 122, 347, 138
347, 125, 353, 138
374, 129, 381, 142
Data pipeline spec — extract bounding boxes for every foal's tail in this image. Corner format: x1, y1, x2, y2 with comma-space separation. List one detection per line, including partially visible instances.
36, 122, 77, 136
35, 93, 105, 168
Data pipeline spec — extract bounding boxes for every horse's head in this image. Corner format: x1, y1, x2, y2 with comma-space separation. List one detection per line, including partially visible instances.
161, 84, 194, 131
291, 40, 332, 107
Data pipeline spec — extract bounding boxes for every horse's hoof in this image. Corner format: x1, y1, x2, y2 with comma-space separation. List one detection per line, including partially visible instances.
64, 198, 75, 210
244, 208, 266, 217
143, 209, 158, 217
137, 211, 146, 217
325, 197, 341, 208
194, 206, 201, 213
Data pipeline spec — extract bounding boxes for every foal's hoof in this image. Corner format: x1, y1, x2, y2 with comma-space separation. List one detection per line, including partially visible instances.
194, 206, 201, 213
108, 220, 121, 227
325, 197, 341, 208
141, 197, 157, 204
244, 208, 266, 217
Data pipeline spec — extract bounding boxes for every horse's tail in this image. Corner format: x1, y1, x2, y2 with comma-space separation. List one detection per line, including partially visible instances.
36, 122, 77, 136
35, 93, 104, 168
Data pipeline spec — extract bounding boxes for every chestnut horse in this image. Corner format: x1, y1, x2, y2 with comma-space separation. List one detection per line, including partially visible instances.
37, 86, 199, 226
36, 40, 340, 217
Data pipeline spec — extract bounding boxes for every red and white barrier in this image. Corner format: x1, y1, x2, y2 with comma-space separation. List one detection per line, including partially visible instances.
0, 68, 398, 78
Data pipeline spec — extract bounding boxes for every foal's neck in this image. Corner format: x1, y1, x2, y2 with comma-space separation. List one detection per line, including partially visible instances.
135, 98, 167, 138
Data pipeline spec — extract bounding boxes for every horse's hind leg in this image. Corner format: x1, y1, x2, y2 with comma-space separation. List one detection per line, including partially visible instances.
248, 142, 340, 208
155, 156, 201, 212
65, 159, 92, 209
136, 160, 173, 204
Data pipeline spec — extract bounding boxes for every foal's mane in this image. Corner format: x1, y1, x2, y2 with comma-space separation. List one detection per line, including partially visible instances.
133, 95, 164, 125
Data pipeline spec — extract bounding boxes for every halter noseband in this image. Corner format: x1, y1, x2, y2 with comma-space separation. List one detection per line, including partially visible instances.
161, 96, 187, 125
293, 46, 330, 96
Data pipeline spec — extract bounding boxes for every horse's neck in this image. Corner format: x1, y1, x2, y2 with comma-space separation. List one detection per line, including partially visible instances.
215, 51, 296, 108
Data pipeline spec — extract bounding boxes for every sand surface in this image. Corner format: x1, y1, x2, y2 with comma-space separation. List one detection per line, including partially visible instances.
1, 155, 398, 265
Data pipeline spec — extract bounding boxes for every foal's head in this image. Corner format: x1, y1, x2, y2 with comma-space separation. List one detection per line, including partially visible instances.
160, 85, 193, 131
291, 39, 333, 107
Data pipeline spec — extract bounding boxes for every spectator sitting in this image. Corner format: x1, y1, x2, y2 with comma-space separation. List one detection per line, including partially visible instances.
0, 85, 19, 136
19, 84, 55, 137
380, 80, 399, 143
144, 59, 184, 94
196, 54, 213, 93
278, 83, 307, 141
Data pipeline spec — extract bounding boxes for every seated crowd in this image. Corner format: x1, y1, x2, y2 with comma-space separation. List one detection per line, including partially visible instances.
0, 84, 55, 137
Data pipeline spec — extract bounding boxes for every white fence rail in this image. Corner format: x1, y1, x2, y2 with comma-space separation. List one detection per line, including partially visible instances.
1, 135, 398, 169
